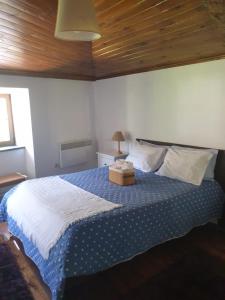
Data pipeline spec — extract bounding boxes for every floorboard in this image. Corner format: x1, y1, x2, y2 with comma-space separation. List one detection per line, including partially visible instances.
1, 223, 225, 300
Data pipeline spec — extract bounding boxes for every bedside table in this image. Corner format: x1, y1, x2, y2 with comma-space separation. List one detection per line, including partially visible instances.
0, 173, 27, 201
97, 151, 128, 168
0, 173, 27, 188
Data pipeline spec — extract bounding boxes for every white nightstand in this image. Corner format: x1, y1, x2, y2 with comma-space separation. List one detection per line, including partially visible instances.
97, 151, 128, 168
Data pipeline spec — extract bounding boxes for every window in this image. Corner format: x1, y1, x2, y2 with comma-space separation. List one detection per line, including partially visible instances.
0, 94, 15, 147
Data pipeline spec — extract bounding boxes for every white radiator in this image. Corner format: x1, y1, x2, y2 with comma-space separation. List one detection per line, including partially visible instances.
59, 140, 92, 168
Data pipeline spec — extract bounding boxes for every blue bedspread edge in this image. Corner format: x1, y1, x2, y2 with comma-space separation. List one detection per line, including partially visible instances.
0, 167, 224, 300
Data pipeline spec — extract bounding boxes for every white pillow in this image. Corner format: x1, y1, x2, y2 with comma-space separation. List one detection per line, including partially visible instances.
156, 147, 213, 185
171, 146, 218, 180
126, 143, 167, 172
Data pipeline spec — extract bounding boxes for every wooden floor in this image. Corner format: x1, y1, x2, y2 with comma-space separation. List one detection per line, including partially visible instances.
1, 223, 225, 300
0, 223, 50, 300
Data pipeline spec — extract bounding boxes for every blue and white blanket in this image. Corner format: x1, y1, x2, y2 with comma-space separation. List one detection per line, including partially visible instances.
0, 167, 224, 300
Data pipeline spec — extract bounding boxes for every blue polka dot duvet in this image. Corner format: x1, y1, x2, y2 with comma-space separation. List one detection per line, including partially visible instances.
0, 167, 224, 300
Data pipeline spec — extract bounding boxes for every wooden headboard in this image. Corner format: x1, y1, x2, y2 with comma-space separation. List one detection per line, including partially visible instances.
136, 138, 225, 192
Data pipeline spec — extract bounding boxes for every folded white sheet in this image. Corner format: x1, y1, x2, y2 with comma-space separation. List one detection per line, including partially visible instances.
7, 177, 121, 259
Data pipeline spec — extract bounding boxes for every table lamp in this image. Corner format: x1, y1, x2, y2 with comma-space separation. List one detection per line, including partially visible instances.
112, 131, 125, 154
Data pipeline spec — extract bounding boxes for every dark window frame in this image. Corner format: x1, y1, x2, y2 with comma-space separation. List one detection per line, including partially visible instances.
0, 94, 15, 147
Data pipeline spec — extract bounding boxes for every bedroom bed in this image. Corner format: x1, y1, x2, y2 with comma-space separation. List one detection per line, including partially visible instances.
0, 139, 225, 300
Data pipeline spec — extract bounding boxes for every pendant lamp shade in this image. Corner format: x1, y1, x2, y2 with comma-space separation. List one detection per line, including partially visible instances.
55, 0, 101, 42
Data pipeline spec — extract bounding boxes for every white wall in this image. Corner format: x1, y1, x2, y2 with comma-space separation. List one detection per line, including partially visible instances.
11, 88, 35, 178
0, 76, 96, 177
0, 87, 35, 178
94, 59, 225, 152
0, 148, 26, 176
1, 59, 225, 179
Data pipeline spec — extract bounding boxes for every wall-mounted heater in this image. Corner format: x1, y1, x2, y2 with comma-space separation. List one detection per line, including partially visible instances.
59, 139, 92, 168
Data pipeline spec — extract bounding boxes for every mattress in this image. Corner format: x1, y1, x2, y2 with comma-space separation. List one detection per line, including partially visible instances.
0, 167, 224, 300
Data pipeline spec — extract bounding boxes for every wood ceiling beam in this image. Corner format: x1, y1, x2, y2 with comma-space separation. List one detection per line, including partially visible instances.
0, 0, 224, 80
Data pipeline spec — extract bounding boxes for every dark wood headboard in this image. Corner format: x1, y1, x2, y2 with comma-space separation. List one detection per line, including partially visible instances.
136, 138, 225, 192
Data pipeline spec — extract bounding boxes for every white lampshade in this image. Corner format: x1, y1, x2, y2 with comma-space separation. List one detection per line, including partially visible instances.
55, 0, 101, 42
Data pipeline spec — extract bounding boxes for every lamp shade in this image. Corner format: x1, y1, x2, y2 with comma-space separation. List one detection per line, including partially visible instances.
55, 0, 101, 42
112, 131, 125, 142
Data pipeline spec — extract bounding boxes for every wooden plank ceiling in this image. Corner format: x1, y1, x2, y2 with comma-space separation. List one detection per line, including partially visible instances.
0, 0, 224, 80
